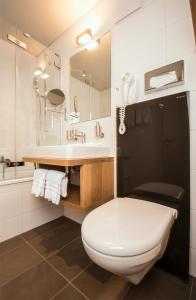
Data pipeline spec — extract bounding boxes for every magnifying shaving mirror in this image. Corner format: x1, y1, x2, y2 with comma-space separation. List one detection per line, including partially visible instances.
47, 88, 65, 106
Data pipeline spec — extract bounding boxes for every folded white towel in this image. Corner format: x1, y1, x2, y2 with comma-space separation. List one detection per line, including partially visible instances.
32, 168, 48, 197
150, 71, 177, 89
45, 170, 68, 205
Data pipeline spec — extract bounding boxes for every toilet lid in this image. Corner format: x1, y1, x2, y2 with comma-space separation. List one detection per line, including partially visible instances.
82, 198, 177, 257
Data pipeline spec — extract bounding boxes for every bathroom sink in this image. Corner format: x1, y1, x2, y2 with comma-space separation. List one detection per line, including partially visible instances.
30, 144, 110, 158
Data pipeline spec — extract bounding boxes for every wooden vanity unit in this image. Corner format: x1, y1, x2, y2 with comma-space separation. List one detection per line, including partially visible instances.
23, 156, 114, 213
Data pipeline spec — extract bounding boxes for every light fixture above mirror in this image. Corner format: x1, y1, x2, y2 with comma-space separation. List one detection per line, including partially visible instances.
76, 29, 92, 46
85, 39, 99, 50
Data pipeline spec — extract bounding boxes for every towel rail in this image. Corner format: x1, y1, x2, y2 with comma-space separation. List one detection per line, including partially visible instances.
34, 162, 69, 175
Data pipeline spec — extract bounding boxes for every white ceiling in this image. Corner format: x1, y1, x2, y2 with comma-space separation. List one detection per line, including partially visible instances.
0, 0, 100, 46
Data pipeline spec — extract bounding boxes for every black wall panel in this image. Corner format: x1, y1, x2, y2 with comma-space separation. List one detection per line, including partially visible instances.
117, 92, 190, 279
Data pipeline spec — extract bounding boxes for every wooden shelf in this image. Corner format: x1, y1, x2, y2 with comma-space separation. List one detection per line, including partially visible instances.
60, 184, 81, 210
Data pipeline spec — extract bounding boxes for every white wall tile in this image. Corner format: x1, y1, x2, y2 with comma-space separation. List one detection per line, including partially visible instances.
166, 17, 195, 61
0, 190, 22, 222
0, 181, 63, 241
141, 0, 154, 8
166, 0, 191, 26
0, 216, 22, 243
112, 1, 165, 75
190, 209, 196, 248
184, 53, 196, 92
22, 203, 63, 233
190, 248, 196, 276
64, 207, 85, 224
21, 189, 48, 213
140, 0, 165, 30
189, 91, 196, 130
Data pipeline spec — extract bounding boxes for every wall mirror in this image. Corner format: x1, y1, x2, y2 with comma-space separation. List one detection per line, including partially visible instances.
69, 31, 111, 123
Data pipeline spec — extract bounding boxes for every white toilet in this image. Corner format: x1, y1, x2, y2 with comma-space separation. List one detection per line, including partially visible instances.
81, 197, 177, 285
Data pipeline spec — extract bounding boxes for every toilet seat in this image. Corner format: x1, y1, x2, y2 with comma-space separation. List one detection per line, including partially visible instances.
82, 237, 162, 270
82, 197, 177, 258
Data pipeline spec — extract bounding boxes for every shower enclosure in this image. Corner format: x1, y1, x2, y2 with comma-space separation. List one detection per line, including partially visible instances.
0, 18, 63, 181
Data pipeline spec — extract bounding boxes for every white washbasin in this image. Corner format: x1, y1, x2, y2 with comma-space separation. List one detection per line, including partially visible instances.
30, 144, 111, 158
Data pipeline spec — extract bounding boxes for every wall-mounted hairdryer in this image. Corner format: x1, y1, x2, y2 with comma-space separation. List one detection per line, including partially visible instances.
118, 72, 139, 135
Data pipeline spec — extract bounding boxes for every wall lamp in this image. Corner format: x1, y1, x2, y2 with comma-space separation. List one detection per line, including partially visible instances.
85, 39, 99, 50
76, 29, 92, 46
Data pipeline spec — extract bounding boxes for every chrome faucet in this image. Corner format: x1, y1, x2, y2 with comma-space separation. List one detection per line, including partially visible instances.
0, 157, 11, 180
0, 156, 5, 163
0, 156, 11, 166
66, 129, 86, 143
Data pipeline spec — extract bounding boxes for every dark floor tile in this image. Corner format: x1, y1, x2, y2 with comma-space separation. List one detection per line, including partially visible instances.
123, 267, 191, 300
73, 263, 113, 299
22, 216, 67, 241
0, 244, 42, 286
47, 237, 91, 280
0, 235, 25, 256
53, 284, 87, 300
0, 261, 67, 300
191, 277, 196, 300
94, 275, 129, 300
29, 219, 81, 258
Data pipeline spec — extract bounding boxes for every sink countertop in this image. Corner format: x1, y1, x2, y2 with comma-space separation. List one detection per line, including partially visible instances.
23, 156, 114, 167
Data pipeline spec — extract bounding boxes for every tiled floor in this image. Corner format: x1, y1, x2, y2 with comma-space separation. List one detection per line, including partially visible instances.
0, 216, 195, 300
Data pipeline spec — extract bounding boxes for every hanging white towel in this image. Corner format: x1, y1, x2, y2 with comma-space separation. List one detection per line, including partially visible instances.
45, 170, 67, 205
61, 176, 68, 198
32, 168, 48, 197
